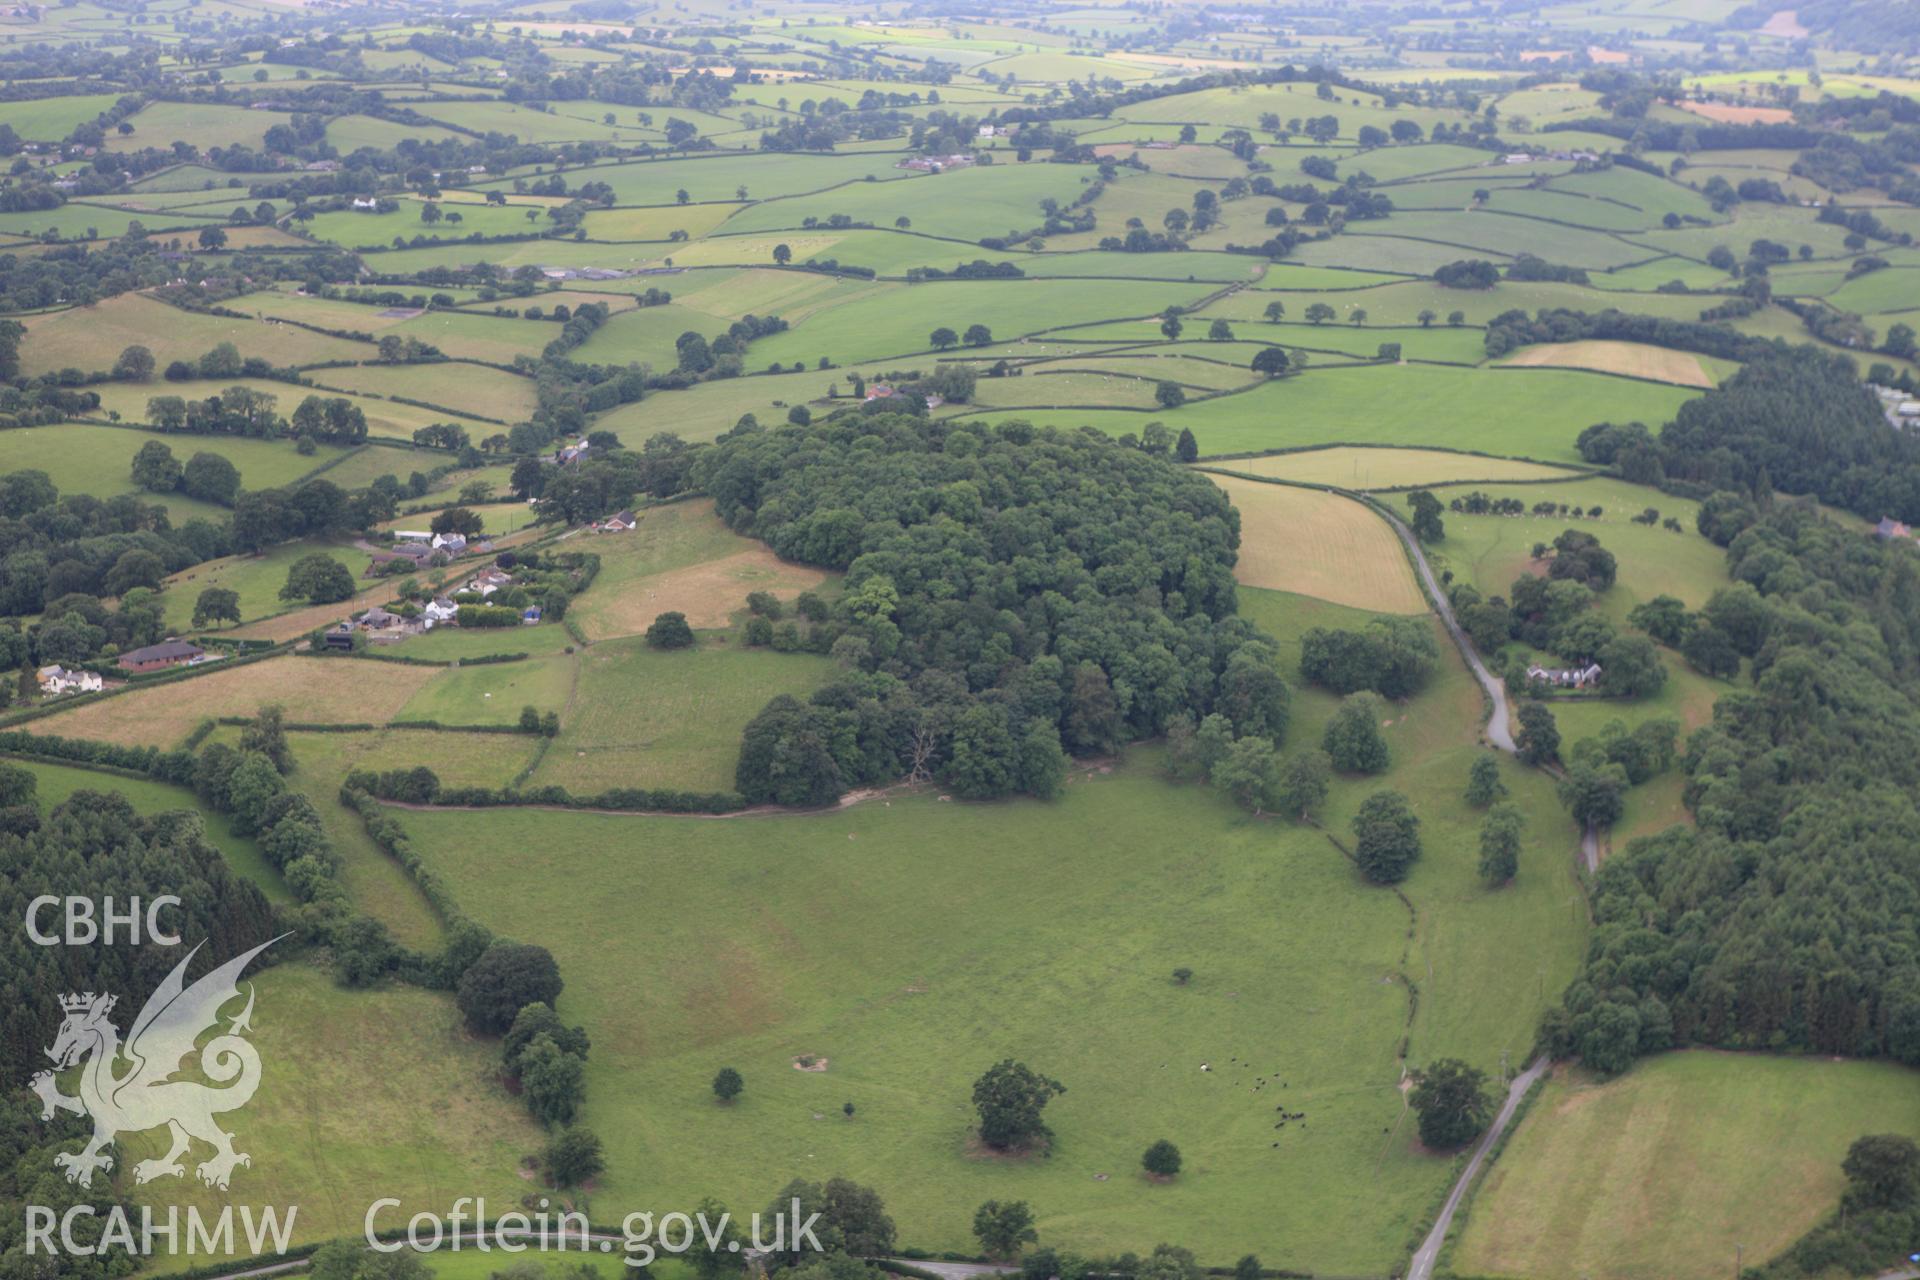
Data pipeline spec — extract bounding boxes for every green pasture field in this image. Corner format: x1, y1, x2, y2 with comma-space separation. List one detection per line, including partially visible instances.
311, 444, 449, 493
0, 91, 123, 140
966, 368, 1165, 409
1112, 81, 1470, 140
303, 201, 567, 248
327, 114, 467, 151
87, 378, 500, 441
1479, 186, 1665, 232
1345, 211, 1660, 270
1452, 1053, 1920, 1280
1421, 476, 1725, 628
1019, 250, 1265, 281
581, 203, 744, 242
528, 636, 832, 794
18, 293, 371, 377
127, 164, 242, 193
1337, 142, 1498, 183
1223, 447, 1586, 488
958, 363, 1699, 459
718, 162, 1098, 243
1049, 317, 1484, 363
479, 153, 915, 204
0, 422, 339, 506
415, 99, 642, 143
396, 623, 579, 662
1826, 266, 1920, 317
305, 362, 539, 423
0, 201, 217, 240
1224, 278, 1708, 327
396, 653, 578, 727
106, 101, 291, 152
1622, 201, 1858, 262
114, 960, 542, 1250
398, 698, 1583, 1271
18, 759, 290, 903
1287, 234, 1516, 275
161, 539, 370, 631
749, 277, 1222, 367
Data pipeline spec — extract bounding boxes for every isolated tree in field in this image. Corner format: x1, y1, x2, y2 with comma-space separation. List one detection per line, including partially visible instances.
279, 553, 355, 605
1516, 701, 1560, 765
964, 324, 993, 347
1417, 309, 1436, 328
113, 344, 155, 381
198, 225, 227, 250
1263, 300, 1285, 323
1478, 802, 1524, 885
1278, 749, 1332, 820
972, 1200, 1038, 1259
646, 610, 695, 649
1211, 734, 1281, 812
1233, 1256, 1262, 1280
420, 202, 442, 224
131, 439, 182, 492
1323, 692, 1389, 774
1410, 1058, 1493, 1149
456, 940, 563, 1033
192, 587, 241, 630
1447, 310, 1465, 326
930, 326, 958, 350
712, 1066, 743, 1103
1350, 308, 1368, 326
772, 242, 792, 265
545, 1127, 604, 1188
1353, 789, 1421, 884
1160, 314, 1184, 341
972, 1058, 1065, 1150
1155, 380, 1186, 409
1142, 1139, 1183, 1178
1251, 346, 1289, 377
1175, 427, 1198, 462
1208, 319, 1233, 341
1304, 302, 1335, 325
1843, 1134, 1920, 1209
1464, 754, 1506, 807
675, 188, 690, 204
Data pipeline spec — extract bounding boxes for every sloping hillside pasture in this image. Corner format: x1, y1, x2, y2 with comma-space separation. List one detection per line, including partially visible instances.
474, 152, 915, 203
1345, 211, 1661, 270
18, 294, 372, 376
0, 91, 124, 139
304, 361, 540, 422
85, 378, 501, 441
529, 638, 834, 794
396, 654, 579, 727
1209, 474, 1428, 613
160, 539, 370, 631
24, 655, 435, 748
1225, 447, 1585, 488
580, 202, 745, 241
105, 101, 290, 151
718, 162, 1098, 242
0, 423, 340, 503
959, 363, 1699, 459
1453, 1054, 1920, 1280
1497, 340, 1716, 387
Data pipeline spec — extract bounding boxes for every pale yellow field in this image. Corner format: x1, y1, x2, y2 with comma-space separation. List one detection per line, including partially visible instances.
27, 655, 435, 747
588, 545, 828, 634
1209, 473, 1426, 613
1229, 447, 1584, 489
1499, 341, 1714, 388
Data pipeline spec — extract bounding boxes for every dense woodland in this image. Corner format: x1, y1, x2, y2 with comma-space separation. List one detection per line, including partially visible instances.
698, 413, 1288, 805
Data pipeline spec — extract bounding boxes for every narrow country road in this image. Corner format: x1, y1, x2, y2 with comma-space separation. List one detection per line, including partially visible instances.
1378, 507, 1514, 752
1406, 1056, 1549, 1280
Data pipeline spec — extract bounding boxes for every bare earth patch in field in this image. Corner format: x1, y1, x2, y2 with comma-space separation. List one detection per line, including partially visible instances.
26, 656, 435, 747
1500, 340, 1714, 388
1678, 100, 1794, 125
589, 546, 827, 634
1208, 474, 1426, 613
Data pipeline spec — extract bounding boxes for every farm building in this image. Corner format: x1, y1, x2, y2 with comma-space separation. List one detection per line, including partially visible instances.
37, 665, 101, 695
118, 640, 204, 673
597, 510, 637, 532
1526, 662, 1603, 689
1876, 517, 1912, 540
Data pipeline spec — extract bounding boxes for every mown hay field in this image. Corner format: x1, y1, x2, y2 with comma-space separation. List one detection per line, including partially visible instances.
26, 656, 435, 748
1498, 340, 1716, 388
1209, 474, 1427, 613
1453, 1053, 1920, 1280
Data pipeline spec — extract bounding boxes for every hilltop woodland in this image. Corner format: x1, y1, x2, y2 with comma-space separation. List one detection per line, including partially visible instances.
700, 414, 1287, 805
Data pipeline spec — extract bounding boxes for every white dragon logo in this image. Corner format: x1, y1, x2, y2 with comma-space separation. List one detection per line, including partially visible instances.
29, 938, 281, 1192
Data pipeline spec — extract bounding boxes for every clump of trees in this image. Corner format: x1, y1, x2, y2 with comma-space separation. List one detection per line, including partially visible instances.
972, 1058, 1065, 1151
1410, 1058, 1494, 1149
